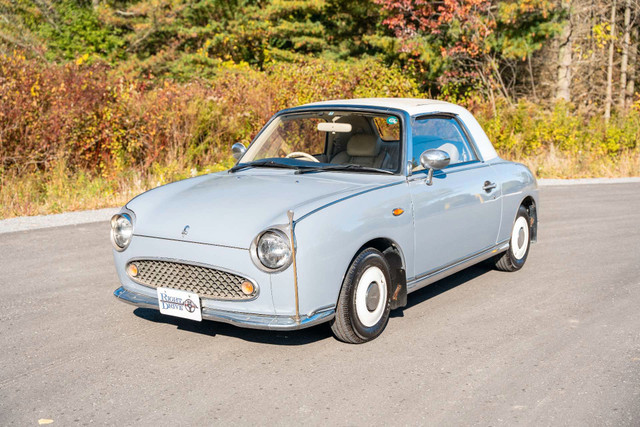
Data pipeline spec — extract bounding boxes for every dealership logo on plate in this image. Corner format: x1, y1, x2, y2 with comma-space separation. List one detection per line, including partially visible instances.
183, 298, 197, 313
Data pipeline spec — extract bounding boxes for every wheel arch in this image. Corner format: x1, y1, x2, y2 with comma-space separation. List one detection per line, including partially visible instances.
346, 237, 408, 309
520, 196, 538, 243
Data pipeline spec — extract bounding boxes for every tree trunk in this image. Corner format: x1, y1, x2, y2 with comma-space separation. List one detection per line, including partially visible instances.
588, 0, 597, 106
604, 0, 617, 122
556, 4, 572, 101
619, 0, 631, 109
477, 65, 497, 116
627, 27, 638, 105
528, 54, 538, 100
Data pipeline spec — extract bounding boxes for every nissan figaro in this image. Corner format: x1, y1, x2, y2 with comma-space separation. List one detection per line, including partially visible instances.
112, 98, 538, 343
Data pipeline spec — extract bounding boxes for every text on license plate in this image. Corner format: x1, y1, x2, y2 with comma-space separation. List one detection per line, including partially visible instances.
157, 287, 202, 322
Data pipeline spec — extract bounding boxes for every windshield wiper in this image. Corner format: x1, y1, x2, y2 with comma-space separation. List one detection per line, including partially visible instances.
295, 164, 393, 175
229, 160, 303, 173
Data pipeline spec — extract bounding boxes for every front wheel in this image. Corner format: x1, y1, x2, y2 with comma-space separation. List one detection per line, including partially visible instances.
331, 248, 392, 344
494, 205, 531, 272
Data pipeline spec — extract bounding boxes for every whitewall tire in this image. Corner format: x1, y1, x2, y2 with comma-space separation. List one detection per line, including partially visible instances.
331, 248, 392, 343
495, 205, 531, 272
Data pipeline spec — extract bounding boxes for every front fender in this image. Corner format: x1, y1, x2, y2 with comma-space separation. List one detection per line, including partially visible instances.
271, 181, 414, 316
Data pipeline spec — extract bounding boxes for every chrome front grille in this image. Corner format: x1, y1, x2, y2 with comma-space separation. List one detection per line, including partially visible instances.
128, 259, 256, 300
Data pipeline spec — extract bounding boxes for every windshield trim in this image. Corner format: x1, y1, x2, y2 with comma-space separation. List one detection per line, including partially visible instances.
229, 159, 317, 173
295, 164, 395, 175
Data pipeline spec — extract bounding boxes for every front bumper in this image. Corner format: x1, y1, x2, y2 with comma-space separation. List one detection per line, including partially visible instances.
114, 286, 335, 331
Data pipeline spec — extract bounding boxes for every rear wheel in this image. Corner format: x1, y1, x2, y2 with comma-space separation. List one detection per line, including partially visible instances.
495, 205, 531, 272
331, 248, 392, 344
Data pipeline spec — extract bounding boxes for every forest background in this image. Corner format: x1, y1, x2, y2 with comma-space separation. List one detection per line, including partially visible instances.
1, 0, 639, 217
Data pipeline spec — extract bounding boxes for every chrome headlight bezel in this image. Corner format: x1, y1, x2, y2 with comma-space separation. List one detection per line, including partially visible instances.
110, 212, 134, 251
250, 227, 293, 273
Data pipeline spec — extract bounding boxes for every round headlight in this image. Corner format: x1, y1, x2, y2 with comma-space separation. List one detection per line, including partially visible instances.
256, 230, 292, 270
111, 213, 133, 251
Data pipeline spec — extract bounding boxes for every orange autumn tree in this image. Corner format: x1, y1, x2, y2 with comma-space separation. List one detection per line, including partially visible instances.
374, 0, 562, 102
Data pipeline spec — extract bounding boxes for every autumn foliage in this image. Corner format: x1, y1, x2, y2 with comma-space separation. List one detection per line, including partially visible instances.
0, 52, 418, 186
374, 0, 561, 94
0, 0, 639, 217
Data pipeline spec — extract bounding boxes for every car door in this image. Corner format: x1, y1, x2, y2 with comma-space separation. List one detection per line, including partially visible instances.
408, 115, 502, 279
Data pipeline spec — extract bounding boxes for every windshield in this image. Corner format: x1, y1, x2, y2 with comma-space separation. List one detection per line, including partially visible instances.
239, 110, 402, 173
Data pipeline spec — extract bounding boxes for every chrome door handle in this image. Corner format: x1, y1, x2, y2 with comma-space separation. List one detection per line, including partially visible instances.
483, 181, 497, 192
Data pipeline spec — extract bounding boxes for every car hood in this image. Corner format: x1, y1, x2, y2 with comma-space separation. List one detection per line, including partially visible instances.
127, 169, 397, 249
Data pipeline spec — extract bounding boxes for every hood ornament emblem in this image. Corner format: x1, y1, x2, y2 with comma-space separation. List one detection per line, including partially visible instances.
181, 225, 190, 237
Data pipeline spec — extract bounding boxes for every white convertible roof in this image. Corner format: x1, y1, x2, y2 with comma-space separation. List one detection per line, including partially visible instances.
299, 98, 499, 161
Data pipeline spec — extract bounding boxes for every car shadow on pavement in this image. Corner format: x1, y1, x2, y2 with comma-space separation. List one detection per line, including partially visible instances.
391, 263, 493, 318
132, 307, 333, 345
132, 262, 493, 344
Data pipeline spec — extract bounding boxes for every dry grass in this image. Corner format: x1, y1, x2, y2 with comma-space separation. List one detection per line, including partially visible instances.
513, 147, 640, 179
0, 160, 232, 218
2, 149, 638, 219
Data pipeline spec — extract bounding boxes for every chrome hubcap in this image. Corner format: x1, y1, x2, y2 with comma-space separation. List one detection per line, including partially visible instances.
518, 228, 525, 247
365, 282, 380, 312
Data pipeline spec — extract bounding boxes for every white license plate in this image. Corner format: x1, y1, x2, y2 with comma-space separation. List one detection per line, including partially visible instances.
157, 287, 202, 322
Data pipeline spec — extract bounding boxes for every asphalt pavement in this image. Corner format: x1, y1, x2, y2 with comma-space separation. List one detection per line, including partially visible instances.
1, 183, 639, 426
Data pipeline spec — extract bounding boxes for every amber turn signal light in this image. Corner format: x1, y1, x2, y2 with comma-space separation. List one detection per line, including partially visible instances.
241, 281, 255, 295
392, 208, 404, 216
126, 263, 138, 277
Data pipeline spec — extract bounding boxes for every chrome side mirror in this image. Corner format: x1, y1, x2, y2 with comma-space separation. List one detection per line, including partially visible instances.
420, 149, 450, 186
231, 143, 246, 161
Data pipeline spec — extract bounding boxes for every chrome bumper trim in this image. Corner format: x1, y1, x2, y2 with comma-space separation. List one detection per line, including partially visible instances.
113, 286, 335, 331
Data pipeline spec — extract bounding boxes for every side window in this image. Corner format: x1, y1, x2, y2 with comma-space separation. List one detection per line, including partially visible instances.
410, 117, 477, 170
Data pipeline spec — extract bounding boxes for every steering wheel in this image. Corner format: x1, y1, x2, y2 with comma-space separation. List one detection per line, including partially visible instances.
285, 151, 320, 163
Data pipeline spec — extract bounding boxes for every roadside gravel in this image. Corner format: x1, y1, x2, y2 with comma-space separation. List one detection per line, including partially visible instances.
0, 207, 119, 234
1, 177, 638, 234
537, 177, 640, 186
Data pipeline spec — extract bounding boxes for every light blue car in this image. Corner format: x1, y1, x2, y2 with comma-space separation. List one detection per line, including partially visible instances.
112, 98, 538, 343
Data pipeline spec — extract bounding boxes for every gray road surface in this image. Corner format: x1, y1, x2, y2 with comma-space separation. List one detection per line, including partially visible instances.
1, 183, 639, 426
